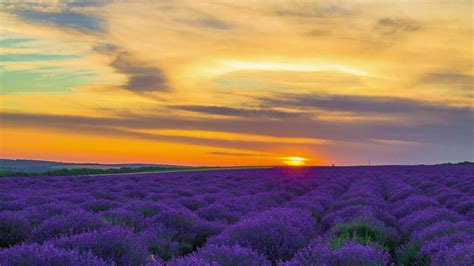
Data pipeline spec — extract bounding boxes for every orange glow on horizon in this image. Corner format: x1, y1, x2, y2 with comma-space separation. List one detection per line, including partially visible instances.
0, 127, 317, 167
282, 157, 308, 166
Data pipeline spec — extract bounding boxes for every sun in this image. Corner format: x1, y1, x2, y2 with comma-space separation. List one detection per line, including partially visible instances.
282, 157, 308, 166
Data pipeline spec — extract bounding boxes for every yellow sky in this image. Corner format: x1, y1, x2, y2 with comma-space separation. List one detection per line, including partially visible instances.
0, 0, 473, 166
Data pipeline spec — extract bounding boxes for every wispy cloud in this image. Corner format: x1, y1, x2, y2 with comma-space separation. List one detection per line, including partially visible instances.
0, 38, 33, 48
371, 138, 425, 146
175, 17, 233, 30
0, 112, 326, 152
110, 54, 169, 93
374, 17, 420, 36
418, 70, 473, 90
173, 105, 305, 119
1, 53, 79, 62
274, 2, 351, 18
0, 0, 112, 12
208, 151, 273, 157
259, 93, 471, 114
14, 11, 104, 32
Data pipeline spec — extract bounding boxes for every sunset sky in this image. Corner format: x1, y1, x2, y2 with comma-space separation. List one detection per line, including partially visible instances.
0, 0, 473, 166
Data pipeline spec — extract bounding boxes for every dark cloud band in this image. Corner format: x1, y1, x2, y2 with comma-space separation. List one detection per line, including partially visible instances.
173, 105, 305, 119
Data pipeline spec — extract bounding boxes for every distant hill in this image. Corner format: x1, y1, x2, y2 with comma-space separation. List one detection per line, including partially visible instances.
0, 159, 184, 173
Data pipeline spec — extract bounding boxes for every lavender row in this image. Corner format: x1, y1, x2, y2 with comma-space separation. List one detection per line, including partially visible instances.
0, 168, 328, 265
385, 177, 474, 265
287, 176, 396, 265
173, 172, 353, 264
401, 170, 474, 220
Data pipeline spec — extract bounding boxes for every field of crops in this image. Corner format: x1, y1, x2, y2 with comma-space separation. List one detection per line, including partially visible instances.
0, 166, 473, 265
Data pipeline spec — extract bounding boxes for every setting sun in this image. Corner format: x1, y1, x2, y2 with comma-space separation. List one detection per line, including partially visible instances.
282, 157, 308, 166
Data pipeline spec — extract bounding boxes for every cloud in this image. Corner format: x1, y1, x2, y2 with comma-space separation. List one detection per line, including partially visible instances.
175, 17, 233, 30
370, 138, 425, 147
2, 0, 111, 33
259, 93, 471, 114
1, 109, 473, 165
1, 103, 471, 144
208, 151, 272, 157
0, 38, 33, 48
92, 45, 168, 93
274, 2, 351, 18
13, 10, 104, 32
158, 5, 232, 30
418, 70, 473, 90
305, 29, 331, 37
93, 43, 119, 54
172, 105, 305, 119
1, 68, 94, 94
1, 53, 79, 62
0, 0, 112, 12
0, 112, 323, 152
375, 17, 420, 35
110, 54, 169, 93
67, 0, 113, 9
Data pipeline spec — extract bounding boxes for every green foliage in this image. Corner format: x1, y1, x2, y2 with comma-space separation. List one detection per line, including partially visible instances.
396, 242, 430, 266
311, 211, 322, 223
178, 240, 195, 255
148, 242, 176, 261
0, 166, 184, 177
330, 222, 397, 252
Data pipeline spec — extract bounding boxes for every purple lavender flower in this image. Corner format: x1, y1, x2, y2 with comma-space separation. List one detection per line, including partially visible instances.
322, 206, 397, 231
29, 210, 104, 243
284, 197, 325, 221
431, 242, 474, 266
208, 215, 308, 262
0, 243, 107, 266
167, 256, 217, 266
0, 211, 30, 248
286, 238, 390, 266
257, 207, 317, 237
0, 199, 27, 212
179, 197, 209, 211
388, 187, 416, 203
392, 195, 438, 218
21, 202, 74, 227
333, 241, 390, 266
420, 231, 474, 257
81, 199, 120, 213
99, 208, 144, 229
49, 226, 149, 265
145, 208, 223, 255
453, 198, 474, 216
197, 203, 240, 224
140, 224, 181, 261
399, 207, 463, 237
125, 201, 171, 218
411, 221, 456, 243
189, 244, 271, 266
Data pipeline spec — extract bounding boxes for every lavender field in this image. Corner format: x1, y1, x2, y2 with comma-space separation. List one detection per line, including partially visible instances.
0, 166, 473, 265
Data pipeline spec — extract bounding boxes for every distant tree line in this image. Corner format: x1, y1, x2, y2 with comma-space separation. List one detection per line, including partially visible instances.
437, 161, 474, 166
0, 166, 185, 177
